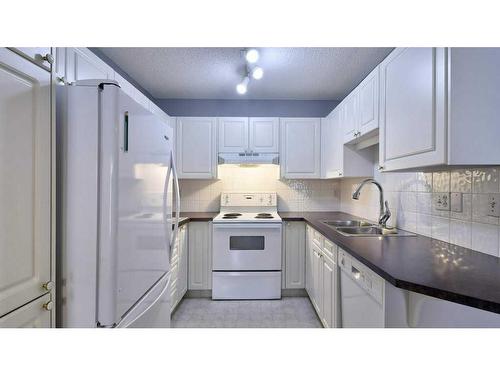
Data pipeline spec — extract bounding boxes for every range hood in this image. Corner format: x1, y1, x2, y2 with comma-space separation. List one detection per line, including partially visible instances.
218, 152, 279, 165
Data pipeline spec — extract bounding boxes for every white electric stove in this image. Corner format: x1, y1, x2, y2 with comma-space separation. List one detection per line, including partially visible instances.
212, 192, 282, 300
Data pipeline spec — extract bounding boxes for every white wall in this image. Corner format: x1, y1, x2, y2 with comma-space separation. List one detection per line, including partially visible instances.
178, 165, 341, 212
340, 151, 500, 256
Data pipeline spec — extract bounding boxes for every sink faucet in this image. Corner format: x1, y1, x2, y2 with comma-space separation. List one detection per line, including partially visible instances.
352, 178, 391, 228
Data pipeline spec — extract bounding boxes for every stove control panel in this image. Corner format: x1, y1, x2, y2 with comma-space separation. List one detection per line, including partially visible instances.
220, 192, 277, 207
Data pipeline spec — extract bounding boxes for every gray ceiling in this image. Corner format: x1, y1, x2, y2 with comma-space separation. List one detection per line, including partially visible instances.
98, 47, 393, 101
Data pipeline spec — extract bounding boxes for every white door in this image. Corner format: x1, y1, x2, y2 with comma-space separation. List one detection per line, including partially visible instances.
0, 49, 51, 317
65, 47, 114, 83
188, 222, 212, 290
379, 48, 447, 171
321, 109, 343, 178
357, 66, 379, 136
218, 117, 249, 153
249, 117, 279, 153
280, 118, 321, 179
321, 256, 335, 328
0, 293, 52, 328
305, 227, 314, 298
176, 117, 217, 179
342, 92, 358, 143
284, 222, 305, 289
178, 225, 188, 299
311, 246, 323, 314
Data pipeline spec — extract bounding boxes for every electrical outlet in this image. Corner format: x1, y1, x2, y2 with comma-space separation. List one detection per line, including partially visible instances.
450, 192, 463, 213
487, 194, 500, 217
434, 193, 450, 211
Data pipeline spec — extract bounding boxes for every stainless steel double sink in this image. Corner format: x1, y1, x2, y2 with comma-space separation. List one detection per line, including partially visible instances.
321, 219, 415, 237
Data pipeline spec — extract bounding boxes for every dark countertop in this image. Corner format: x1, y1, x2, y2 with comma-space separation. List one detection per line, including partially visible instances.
280, 211, 500, 314
177, 212, 218, 227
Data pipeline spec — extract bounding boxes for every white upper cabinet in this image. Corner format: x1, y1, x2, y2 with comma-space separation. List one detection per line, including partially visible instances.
379, 48, 447, 171
176, 117, 217, 179
218, 117, 249, 153
249, 117, 279, 153
280, 118, 321, 179
342, 66, 380, 144
0, 49, 52, 318
218, 117, 279, 154
10, 48, 53, 70
321, 108, 373, 179
65, 47, 115, 82
357, 66, 380, 136
342, 92, 358, 143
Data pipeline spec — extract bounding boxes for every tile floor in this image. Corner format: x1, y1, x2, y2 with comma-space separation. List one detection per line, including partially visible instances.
171, 297, 323, 328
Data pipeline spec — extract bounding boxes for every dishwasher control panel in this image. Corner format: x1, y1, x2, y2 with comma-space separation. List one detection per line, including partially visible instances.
338, 248, 384, 305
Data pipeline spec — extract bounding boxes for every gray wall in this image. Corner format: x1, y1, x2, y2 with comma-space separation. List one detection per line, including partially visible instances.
156, 99, 339, 117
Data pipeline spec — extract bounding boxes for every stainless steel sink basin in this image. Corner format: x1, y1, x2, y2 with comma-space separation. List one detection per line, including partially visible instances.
321, 219, 373, 227
335, 225, 416, 237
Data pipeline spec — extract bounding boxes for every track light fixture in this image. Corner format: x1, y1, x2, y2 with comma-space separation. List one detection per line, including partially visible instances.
235, 49, 265, 95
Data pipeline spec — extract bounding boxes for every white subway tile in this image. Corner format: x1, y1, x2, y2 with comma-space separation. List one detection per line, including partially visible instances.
449, 219, 472, 248
417, 213, 432, 237
471, 222, 499, 256
431, 216, 450, 242
472, 168, 499, 193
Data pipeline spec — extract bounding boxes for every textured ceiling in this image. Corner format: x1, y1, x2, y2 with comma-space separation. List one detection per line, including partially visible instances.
98, 47, 393, 100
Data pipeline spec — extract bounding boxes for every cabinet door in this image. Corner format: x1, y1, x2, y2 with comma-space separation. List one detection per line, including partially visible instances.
176, 117, 217, 179
305, 227, 314, 298
65, 47, 114, 83
188, 222, 212, 290
379, 48, 447, 171
342, 92, 358, 143
357, 66, 379, 136
284, 222, 306, 289
321, 256, 336, 328
218, 117, 248, 153
0, 293, 52, 328
280, 118, 321, 179
0, 49, 52, 317
249, 117, 279, 153
321, 109, 343, 178
178, 225, 188, 299
311, 246, 323, 314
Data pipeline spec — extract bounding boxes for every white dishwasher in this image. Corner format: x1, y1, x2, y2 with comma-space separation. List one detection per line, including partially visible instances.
338, 248, 385, 328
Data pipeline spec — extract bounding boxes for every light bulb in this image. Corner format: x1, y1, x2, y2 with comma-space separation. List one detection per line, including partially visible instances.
236, 76, 249, 95
251, 66, 264, 80
245, 48, 259, 63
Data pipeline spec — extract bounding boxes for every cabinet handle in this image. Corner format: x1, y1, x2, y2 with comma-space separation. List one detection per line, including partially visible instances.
378, 165, 385, 171
42, 281, 54, 291
42, 53, 54, 65
43, 301, 54, 311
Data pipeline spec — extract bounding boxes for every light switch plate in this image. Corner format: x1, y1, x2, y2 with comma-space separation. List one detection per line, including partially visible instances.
434, 193, 450, 211
487, 194, 500, 217
450, 192, 463, 213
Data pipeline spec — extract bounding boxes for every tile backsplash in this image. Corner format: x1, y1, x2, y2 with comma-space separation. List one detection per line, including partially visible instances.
340, 163, 500, 257
178, 164, 341, 212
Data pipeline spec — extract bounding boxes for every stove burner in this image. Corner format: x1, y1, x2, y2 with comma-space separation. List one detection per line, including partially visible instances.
255, 213, 274, 219
224, 213, 242, 216
222, 216, 238, 219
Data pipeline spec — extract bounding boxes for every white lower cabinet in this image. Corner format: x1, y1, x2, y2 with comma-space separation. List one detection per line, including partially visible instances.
305, 225, 338, 328
283, 222, 306, 289
188, 222, 212, 290
0, 293, 52, 328
170, 224, 188, 313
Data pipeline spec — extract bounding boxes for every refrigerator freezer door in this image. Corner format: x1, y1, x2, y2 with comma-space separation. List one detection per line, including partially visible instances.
97, 86, 172, 327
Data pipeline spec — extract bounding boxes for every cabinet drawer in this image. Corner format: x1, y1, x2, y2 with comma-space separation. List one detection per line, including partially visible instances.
322, 239, 336, 261
312, 229, 323, 247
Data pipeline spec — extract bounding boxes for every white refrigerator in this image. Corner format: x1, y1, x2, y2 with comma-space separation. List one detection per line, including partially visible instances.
58, 80, 180, 328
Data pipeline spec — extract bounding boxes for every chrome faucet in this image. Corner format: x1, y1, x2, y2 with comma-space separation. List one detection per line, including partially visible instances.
352, 178, 391, 228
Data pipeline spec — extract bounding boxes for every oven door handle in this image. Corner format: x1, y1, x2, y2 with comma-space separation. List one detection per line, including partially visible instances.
213, 223, 282, 230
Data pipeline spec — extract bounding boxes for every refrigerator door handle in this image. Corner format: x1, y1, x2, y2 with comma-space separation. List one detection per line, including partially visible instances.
114, 272, 171, 328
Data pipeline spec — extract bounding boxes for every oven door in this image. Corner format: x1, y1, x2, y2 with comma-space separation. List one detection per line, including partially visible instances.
212, 223, 282, 271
